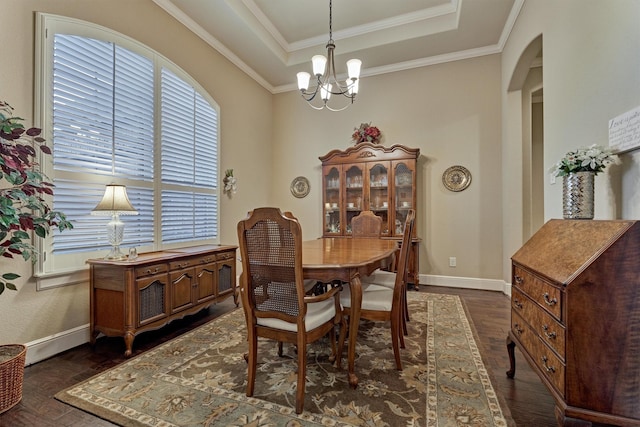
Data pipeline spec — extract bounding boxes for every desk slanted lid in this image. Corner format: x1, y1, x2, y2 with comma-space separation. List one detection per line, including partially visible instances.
511, 219, 636, 285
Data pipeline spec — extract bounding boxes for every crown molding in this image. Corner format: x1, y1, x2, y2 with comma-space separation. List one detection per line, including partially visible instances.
152, 0, 275, 93
154, 0, 524, 96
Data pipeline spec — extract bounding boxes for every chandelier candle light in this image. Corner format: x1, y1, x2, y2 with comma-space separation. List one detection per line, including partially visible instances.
91, 184, 138, 260
296, 0, 361, 111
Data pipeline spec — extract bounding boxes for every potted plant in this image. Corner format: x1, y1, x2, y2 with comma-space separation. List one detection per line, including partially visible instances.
550, 144, 619, 219
0, 100, 73, 412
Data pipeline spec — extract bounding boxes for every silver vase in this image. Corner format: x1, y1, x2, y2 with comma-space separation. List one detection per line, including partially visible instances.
562, 171, 594, 219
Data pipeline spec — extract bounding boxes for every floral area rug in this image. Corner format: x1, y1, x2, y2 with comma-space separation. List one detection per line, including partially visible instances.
55, 292, 510, 426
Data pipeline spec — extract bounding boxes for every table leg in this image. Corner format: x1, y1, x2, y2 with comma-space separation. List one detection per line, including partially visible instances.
347, 274, 362, 388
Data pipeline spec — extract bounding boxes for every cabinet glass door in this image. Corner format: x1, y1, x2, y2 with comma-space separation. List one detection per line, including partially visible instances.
323, 166, 341, 234
345, 165, 364, 235
367, 162, 390, 235
393, 162, 414, 236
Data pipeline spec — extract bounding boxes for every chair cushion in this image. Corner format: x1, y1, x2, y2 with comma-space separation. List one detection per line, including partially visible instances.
303, 279, 319, 293
340, 283, 393, 311
257, 297, 337, 332
360, 270, 396, 289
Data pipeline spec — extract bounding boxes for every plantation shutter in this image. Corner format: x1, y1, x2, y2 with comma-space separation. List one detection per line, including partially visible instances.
47, 30, 219, 256
160, 68, 218, 243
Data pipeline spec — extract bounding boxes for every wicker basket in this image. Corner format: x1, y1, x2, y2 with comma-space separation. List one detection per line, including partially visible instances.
0, 344, 26, 414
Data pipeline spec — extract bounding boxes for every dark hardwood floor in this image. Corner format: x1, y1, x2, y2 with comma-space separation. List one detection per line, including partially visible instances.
0, 286, 596, 427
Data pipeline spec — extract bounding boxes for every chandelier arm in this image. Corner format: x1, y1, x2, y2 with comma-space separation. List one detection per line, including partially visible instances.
324, 102, 353, 112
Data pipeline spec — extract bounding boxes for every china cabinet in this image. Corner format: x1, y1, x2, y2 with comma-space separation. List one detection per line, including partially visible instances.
507, 219, 640, 426
88, 244, 237, 357
319, 143, 420, 284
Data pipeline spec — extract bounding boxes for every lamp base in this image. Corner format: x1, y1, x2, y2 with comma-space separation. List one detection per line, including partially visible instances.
104, 245, 127, 260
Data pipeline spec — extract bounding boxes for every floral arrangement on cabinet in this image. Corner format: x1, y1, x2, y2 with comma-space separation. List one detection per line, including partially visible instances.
352, 122, 382, 144
550, 144, 619, 177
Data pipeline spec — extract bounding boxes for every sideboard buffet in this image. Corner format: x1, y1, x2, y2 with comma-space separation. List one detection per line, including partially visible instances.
319, 142, 421, 285
507, 219, 640, 426
88, 244, 237, 357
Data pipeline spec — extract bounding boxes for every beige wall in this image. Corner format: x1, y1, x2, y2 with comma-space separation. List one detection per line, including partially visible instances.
501, 0, 640, 280
272, 55, 504, 281
0, 0, 272, 346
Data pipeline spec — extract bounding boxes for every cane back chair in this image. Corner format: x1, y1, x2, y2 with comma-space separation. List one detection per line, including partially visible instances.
237, 207, 343, 414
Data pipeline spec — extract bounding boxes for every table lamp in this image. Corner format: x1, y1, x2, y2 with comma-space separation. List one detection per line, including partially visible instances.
91, 184, 138, 260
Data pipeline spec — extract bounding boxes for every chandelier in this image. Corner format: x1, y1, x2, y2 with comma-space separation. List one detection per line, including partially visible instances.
296, 0, 361, 111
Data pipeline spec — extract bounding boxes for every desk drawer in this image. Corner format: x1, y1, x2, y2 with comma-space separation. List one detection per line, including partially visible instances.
513, 266, 562, 321
512, 288, 566, 360
512, 311, 565, 396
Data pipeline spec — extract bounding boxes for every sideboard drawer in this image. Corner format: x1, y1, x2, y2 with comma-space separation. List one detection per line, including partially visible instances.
135, 263, 168, 278
512, 288, 566, 360
513, 266, 562, 320
216, 250, 235, 261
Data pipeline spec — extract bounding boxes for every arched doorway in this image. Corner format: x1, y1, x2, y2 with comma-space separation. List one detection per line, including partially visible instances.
508, 35, 544, 241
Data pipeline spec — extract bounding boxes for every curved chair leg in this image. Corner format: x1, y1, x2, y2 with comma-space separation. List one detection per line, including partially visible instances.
336, 314, 349, 370
246, 332, 257, 396
390, 310, 402, 370
295, 336, 307, 414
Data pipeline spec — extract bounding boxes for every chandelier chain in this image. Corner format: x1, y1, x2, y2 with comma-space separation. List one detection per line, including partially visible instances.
328, 0, 333, 43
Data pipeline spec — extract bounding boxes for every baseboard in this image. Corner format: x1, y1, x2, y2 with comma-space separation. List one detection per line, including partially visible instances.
419, 273, 511, 296
24, 323, 90, 366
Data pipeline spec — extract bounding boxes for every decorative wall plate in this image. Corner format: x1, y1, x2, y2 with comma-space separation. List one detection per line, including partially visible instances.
290, 176, 310, 198
442, 165, 472, 192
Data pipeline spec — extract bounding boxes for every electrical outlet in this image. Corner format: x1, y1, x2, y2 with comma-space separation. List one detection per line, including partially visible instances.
449, 257, 456, 267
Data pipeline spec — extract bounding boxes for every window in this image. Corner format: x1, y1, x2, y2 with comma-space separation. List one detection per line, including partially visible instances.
35, 14, 220, 287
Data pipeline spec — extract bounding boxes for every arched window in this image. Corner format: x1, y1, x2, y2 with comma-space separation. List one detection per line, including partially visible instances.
35, 14, 220, 287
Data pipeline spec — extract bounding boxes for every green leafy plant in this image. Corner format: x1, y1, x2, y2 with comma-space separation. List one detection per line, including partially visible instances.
0, 101, 73, 295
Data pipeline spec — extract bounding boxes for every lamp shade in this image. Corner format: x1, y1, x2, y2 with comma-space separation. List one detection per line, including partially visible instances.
91, 184, 138, 215
297, 72, 311, 90
346, 59, 361, 80
312, 55, 327, 76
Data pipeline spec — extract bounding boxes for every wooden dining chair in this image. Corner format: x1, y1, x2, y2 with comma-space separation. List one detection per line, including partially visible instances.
338, 209, 415, 370
351, 210, 382, 238
237, 207, 344, 414
352, 209, 409, 329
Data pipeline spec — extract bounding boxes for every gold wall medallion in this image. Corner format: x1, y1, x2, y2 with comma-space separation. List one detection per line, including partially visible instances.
290, 176, 310, 198
442, 166, 471, 192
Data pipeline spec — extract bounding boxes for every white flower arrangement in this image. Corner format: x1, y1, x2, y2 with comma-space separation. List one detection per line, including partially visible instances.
550, 144, 619, 177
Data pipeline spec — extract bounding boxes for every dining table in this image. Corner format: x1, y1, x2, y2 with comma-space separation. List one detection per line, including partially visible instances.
301, 237, 399, 388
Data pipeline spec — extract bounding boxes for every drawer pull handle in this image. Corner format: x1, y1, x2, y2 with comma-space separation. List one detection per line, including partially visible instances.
514, 275, 523, 285
543, 293, 558, 306
542, 324, 556, 339
145, 267, 160, 275
541, 356, 556, 373
513, 323, 524, 335
513, 298, 523, 309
